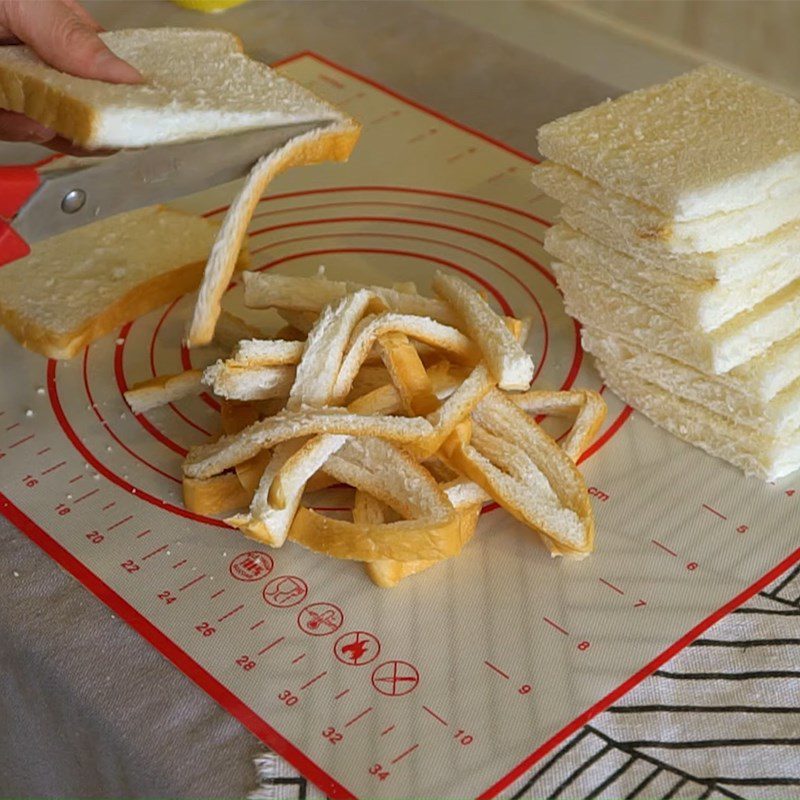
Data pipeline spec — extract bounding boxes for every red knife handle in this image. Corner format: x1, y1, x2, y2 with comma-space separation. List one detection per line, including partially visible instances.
0, 165, 40, 218
0, 219, 31, 266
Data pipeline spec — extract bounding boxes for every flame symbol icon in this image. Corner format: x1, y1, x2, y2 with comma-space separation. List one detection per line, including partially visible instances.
334, 631, 381, 666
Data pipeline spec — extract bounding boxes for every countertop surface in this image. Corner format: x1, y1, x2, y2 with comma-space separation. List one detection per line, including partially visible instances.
2, 4, 796, 799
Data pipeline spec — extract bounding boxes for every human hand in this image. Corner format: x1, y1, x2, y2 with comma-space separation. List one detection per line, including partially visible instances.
0, 0, 141, 151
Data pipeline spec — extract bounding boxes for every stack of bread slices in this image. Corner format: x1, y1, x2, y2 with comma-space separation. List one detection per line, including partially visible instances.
532, 65, 800, 481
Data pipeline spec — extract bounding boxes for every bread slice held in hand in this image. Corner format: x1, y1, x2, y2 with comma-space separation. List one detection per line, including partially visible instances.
0, 26, 361, 350
0, 28, 344, 148
0, 206, 248, 359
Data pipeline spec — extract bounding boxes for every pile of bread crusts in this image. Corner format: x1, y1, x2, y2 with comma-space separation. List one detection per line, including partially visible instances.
127, 269, 606, 587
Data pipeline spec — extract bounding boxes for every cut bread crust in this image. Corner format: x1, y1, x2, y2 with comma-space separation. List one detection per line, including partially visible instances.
332, 312, 478, 403
432, 271, 534, 390
287, 289, 376, 410
183, 409, 433, 479
203, 362, 295, 402
124, 369, 203, 414
186, 121, 361, 346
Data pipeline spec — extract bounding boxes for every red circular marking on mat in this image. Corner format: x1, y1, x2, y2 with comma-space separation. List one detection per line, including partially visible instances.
334, 630, 381, 666
55, 187, 622, 525
113, 324, 187, 458
47, 359, 231, 528
249, 199, 545, 246
263, 575, 308, 608
248, 214, 556, 286
148, 297, 212, 437
179, 338, 221, 413
578, 405, 635, 465
371, 660, 420, 697
91, 337, 186, 475
229, 551, 274, 581
204, 185, 552, 231
297, 603, 344, 636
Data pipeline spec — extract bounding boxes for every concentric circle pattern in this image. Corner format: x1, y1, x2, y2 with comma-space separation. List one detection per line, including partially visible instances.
50, 186, 621, 523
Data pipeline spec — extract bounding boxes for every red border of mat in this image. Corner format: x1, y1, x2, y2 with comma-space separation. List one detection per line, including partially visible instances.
4, 52, 799, 800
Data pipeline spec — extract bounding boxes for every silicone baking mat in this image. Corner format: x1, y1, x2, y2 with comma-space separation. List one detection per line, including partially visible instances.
1, 53, 798, 800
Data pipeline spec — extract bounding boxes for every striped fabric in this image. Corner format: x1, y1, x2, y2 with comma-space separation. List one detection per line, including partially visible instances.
249, 568, 800, 800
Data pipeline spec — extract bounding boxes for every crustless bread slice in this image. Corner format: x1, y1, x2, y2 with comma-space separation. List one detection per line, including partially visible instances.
553, 260, 800, 375
595, 356, 800, 482
546, 223, 800, 332
583, 329, 800, 438
532, 159, 800, 255
538, 65, 800, 220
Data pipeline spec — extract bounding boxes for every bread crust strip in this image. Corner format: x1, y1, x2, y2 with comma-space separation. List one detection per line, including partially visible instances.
332, 313, 479, 403
510, 389, 607, 462
203, 362, 295, 401
124, 369, 203, 414
186, 121, 361, 346
288, 437, 462, 562
443, 390, 595, 555
433, 271, 534, 391
243, 272, 459, 327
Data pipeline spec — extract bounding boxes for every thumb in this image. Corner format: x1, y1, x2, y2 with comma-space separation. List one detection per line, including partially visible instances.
2, 0, 142, 83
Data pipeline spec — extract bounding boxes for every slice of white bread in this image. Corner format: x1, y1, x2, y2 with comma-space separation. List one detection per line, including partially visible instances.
0, 28, 344, 148
583, 329, 800, 438
537, 65, 800, 220
595, 357, 800, 481
560, 202, 800, 287
545, 223, 800, 332
532, 160, 800, 254
0, 206, 248, 359
553, 260, 800, 374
